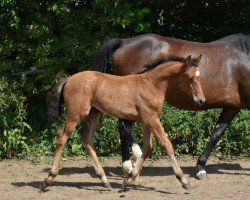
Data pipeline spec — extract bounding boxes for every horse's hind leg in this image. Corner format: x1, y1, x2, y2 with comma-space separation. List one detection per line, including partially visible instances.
123, 125, 152, 186
81, 108, 111, 188
118, 120, 142, 175
42, 117, 79, 189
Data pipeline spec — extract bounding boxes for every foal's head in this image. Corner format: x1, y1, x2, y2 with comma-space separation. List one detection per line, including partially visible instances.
181, 55, 205, 106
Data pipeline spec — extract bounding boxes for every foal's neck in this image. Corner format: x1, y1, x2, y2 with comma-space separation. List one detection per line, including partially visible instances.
143, 62, 185, 90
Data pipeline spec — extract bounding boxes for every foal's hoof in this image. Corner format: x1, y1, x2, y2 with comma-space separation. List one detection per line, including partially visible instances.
103, 182, 112, 190
121, 180, 130, 192
40, 178, 50, 192
182, 182, 191, 191
122, 179, 131, 188
196, 170, 208, 180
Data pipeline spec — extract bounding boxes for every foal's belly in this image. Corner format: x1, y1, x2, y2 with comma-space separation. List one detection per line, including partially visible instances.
92, 99, 139, 121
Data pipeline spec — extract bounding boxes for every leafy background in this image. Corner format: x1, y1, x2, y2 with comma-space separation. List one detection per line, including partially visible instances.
0, 0, 250, 159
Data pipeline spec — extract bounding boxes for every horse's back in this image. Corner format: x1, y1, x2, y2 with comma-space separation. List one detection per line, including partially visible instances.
113, 34, 207, 75
112, 34, 250, 110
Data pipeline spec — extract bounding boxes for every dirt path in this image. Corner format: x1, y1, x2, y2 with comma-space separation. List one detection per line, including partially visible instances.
0, 156, 249, 200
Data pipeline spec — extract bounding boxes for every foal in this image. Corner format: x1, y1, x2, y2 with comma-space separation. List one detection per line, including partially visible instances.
43, 55, 205, 191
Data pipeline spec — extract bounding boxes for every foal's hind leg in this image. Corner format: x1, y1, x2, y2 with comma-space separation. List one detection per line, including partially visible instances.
43, 117, 79, 188
81, 108, 111, 188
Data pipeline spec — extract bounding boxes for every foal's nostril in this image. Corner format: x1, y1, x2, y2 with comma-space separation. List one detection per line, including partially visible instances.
199, 100, 204, 106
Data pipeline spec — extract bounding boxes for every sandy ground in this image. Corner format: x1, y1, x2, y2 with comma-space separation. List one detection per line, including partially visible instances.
0, 155, 250, 200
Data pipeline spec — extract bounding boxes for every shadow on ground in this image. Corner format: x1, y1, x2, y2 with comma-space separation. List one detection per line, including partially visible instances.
11, 162, 249, 192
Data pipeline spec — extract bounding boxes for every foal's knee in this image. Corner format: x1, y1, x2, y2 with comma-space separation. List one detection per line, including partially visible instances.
50, 168, 59, 177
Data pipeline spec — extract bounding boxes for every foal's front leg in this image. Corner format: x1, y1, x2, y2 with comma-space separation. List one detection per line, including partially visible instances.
81, 108, 111, 188
148, 118, 190, 190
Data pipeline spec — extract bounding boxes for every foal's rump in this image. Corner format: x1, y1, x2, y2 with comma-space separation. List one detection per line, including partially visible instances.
47, 71, 98, 122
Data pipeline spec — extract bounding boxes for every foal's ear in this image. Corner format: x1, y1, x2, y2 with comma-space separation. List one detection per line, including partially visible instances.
196, 54, 202, 63
185, 55, 192, 65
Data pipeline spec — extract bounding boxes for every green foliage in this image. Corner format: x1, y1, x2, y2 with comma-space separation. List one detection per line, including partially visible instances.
0, 78, 32, 158
95, 116, 120, 156
1, 0, 250, 159
2, 128, 30, 158
160, 106, 220, 155
221, 110, 250, 155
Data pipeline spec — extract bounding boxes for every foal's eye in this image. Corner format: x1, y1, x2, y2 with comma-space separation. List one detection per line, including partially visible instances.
188, 77, 194, 82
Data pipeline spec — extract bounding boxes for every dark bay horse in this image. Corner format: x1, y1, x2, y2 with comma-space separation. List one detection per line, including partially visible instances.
89, 33, 250, 180
43, 55, 204, 191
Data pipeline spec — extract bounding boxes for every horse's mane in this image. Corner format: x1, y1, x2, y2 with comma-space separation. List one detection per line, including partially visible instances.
137, 55, 198, 74
213, 33, 250, 53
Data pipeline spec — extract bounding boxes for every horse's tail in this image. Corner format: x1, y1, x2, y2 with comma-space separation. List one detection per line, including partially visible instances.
47, 78, 67, 122
89, 38, 123, 73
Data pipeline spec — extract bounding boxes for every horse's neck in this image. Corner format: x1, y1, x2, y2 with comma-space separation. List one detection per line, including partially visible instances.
143, 63, 184, 91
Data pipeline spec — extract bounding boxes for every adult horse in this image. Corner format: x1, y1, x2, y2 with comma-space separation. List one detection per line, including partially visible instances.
89, 33, 250, 180
43, 55, 204, 190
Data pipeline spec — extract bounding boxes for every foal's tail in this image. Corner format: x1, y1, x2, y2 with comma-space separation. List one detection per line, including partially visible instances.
89, 38, 123, 73
47, 78, 67, 122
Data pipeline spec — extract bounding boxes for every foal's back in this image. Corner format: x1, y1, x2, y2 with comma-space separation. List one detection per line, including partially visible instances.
64, 71, 153, 120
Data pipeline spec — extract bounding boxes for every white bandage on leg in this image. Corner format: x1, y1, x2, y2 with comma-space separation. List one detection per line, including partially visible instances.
132, 144, 142, 159
122, 160, 133, 174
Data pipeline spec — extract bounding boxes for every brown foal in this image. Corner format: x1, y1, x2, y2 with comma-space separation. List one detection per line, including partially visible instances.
43, 55, 205, 191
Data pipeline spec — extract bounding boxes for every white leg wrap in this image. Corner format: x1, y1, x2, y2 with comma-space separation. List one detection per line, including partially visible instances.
132, 144, 142, 159
197, 170, 207, 176
122, 160, 133, 174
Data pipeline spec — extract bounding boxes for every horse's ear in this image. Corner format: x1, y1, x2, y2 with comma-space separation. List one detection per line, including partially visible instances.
197, 54, 202, 63
185, 55, 192, 65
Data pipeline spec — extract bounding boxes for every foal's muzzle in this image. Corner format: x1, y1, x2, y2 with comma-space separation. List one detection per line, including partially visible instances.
196, 99, 205, 107
193, 95, 205, 107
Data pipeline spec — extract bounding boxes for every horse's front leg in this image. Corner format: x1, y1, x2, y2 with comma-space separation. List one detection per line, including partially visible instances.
123, 125, 152, 186
81, 108, 111, 188
118, 120, 142, 175
42, 118, 78, 189
196, 108, 239, 180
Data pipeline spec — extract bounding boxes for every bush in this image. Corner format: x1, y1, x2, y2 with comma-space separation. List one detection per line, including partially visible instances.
0, 78, 31, 158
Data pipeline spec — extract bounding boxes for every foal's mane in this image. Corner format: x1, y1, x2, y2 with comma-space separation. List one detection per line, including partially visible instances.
137, 55, 198, 74
213, 33, 250, 53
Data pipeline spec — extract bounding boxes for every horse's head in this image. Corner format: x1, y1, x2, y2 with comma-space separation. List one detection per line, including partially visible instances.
182, 55, 205, 106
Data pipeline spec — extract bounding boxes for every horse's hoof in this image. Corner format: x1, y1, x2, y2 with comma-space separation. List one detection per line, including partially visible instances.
122, 160, 133, 176
103, 182, 112, 190
182, 182, 191, 191
196, 170, 208, 180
